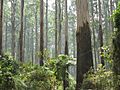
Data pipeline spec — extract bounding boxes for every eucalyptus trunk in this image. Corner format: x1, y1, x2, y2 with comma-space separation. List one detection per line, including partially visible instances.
76, 0, 93, 89
39, 0, 44, 66
19, 0, 24, 62
98, 0, 104, 66
0, 0, 3, 55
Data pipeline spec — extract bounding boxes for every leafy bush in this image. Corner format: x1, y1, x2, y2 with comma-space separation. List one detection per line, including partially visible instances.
21, 64, 55, 90
81, 64, 120, 90
45, 54, 76, 90
0, 54, 19, 90
0, 54, 76, 90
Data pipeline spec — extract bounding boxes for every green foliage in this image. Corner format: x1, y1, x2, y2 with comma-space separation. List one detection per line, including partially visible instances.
112, 2, 120, 76
0, 54, 19, 90
20, 65, 55, 90
0, 55, 55, 90
101, 46, 113, 68
112, 3, 120, 29
45, 54, 76, 90
82, 64, 120, 90
0, 54, 75, 90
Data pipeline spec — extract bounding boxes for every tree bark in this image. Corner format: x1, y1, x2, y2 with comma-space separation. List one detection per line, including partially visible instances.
64, 0, 68, 55
91, 0, 97, 70
45, 0, 48, 50
55, 0, 58, 57
35, 4, 38, 64
63, 0, 69, 89
110, 0, 114, 32
19, 0, 24, 62
0, 0, 3, 55
58, 0, 62, 54
11, 0, 16, 58
39, 0, 44, 66
98, 0, 104, 66
5, 22, 7, 52
76, 0, 93, 89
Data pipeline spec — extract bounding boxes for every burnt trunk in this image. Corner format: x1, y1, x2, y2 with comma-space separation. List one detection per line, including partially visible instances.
76, 22, 93, 89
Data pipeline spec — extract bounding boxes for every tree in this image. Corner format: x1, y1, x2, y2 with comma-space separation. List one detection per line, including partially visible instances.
39, 0, 44, 66
45, 0, 48, 50
76, 0, 93, 89
55, 0, 58, 57
90, 0, 97, 69
58, 0, 62, 54
0, 0, 3, 56
98, 0, 104, 66
11, 0, 16, 58
64, 0, 68, 55
19, 0, 24, 62
35, 1, 38, 64
63, 0, 69, 90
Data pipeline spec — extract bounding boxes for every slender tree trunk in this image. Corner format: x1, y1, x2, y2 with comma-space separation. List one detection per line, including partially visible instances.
73, 29, 76, 57
5, 22, 7, 51
11, 0, 16, 58
24, 16, 26, 60
45, 0, 48, 50
19, 0, 24, 62
35, 5, 38, 64
0, 0, 3, 55
63, 0, 69, 89
32, 28, 34, 64
39, 0, 44, 66
64, 0, 68, 55
110, 0, 114, 32
27, 29, 30, 60
55, 0, 58, 57
76, 0, 93, 89
58, 0, 61, 54
98, 0, 104, 66
91, 0, 97, 69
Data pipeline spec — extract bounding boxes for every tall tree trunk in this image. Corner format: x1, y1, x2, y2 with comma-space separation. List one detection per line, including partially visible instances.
0, 0, 3, 55
45, 0, 48, 50
76, 0, 93, 89
31, 28, 34, 64
27, 29, 30, 60
11, 0, 16, 58
24, 15, 26, 60
98, 0, 104, 66
5, 22, 7, 52
63, 0, 69, 89
58, 0, 61, 54
19, 0, 24, 62
73, 29, 76, 57
64, 0, 68, 55
91, 0, 97, 69
35, 5, 38, 64
39, 0, 44, 66
110, 0, 114, 32
55, 0, 58, 57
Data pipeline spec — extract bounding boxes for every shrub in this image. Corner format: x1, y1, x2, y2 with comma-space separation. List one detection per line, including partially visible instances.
0, 54, 19, 90
81, 64, 120, 90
